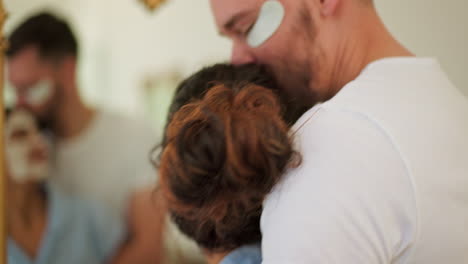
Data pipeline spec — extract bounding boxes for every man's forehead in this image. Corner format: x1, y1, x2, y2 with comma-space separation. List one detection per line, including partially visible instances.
210, 0, 264, 29
8, 47, 45, 87
10, 46, 42, 64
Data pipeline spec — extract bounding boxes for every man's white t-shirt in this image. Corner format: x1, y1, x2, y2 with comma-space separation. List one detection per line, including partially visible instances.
50, 111, 158, 215
261, 58, 468, 264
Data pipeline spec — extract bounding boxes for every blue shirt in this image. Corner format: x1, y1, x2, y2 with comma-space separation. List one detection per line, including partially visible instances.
220, 244, 262, 264
8, 184, 125, 264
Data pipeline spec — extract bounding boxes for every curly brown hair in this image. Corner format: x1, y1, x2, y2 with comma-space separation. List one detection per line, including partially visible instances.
159, 80, 296, 252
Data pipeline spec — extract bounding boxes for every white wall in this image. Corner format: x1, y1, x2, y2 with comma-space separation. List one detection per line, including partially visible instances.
376, 0, 468, 95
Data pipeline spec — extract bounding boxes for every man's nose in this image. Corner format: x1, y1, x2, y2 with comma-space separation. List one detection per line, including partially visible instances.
231, 41, 255, 65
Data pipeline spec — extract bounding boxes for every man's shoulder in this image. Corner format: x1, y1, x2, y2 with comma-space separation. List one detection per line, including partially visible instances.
96, 110, 157, 141
292, 103, 389, 147
262, 105, 416, 252
98, 110, 153, 130
273, 104, 411, 205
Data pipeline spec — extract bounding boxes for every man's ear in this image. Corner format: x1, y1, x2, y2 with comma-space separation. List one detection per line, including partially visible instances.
57, 56, 76, 83
319, 0, 340, 17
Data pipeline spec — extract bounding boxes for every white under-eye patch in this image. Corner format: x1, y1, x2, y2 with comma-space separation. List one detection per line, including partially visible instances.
26, 79, 53, 106
247, 0, 285, 48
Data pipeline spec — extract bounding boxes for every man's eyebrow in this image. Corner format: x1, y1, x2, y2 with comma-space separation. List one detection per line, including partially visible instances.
222, 10, 255, 32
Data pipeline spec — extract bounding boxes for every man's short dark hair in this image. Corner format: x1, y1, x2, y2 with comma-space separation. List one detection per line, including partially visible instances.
6, 12, 78, 59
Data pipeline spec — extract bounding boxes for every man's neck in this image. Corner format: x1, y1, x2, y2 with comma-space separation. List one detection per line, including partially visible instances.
361, 13, 413, 69
331, 9, 413, 95
53, 84, 97, 140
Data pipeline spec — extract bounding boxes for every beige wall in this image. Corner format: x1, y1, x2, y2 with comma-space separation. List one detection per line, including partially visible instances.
376, 0, 468, 95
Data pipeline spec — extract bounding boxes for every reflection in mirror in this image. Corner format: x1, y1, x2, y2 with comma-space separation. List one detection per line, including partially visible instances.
4, 0, 229, 263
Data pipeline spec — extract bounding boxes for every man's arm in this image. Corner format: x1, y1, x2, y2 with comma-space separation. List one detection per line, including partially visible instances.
261, 108, 418, 264
110, 188, 166, 264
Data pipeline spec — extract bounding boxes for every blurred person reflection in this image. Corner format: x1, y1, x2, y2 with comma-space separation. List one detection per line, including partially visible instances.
6, 12, 164, 264
6, 108, 125, 264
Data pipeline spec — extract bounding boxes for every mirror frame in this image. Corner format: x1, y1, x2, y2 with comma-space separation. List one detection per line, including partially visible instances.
141, 0, 167, 11
0, 0, 5, 262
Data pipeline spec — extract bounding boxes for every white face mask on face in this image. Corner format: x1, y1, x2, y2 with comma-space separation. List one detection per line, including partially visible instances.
247, 0, 285, 48
25, 79, 54, 107
5, 110, 50, 183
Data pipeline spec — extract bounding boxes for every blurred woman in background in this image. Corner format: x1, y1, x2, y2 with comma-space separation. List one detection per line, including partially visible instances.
155, 64, 299, 264
6, 108, 125, 264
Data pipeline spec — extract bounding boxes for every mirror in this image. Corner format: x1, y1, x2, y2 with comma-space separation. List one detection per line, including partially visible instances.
2, 0, 229, 263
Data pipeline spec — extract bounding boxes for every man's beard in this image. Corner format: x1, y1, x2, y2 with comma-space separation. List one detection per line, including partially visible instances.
265, 4, 321, 123
264, 59, 315, 125
33, 85, 60, 134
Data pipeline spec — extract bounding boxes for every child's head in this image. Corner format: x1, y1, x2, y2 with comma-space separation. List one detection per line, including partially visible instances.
162, 64, 303, 147
158, 64, 297, 252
